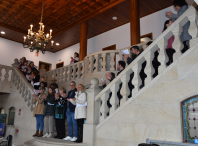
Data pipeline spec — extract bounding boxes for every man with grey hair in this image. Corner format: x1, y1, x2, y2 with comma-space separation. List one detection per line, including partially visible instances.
63, 81, 78, 141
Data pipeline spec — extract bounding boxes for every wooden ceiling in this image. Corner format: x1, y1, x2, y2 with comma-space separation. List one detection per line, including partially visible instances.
0, 0, 175, 53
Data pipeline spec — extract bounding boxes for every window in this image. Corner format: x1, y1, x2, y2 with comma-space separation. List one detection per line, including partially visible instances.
8, 107, 15, 125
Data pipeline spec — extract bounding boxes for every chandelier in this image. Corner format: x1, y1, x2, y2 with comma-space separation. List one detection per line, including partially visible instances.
23, 0, 54, 54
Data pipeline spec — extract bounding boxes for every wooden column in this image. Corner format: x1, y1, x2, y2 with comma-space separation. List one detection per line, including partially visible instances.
79, 22, 88, 61
130, 0, 140, 46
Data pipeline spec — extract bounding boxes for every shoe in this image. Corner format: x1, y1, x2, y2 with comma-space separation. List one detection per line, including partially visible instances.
42, 133, 49, 138
47, 133, 52, 138
75, 137, 82, 143
63, 136, 72, 141
54, 135, 58, 138
37, 131, 43, 137
74, 127, 83, 143
71, 137, 78, 142
33, 130, 39, 137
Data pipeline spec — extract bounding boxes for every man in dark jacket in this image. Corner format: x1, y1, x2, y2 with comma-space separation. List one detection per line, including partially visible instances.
63, 81, 78, 141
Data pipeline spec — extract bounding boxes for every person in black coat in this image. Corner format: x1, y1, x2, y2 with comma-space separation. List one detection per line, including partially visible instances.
31, 70, 40, 91
54, 87, 67, 139
124, 46, 147, 89
63, 81, 78, 141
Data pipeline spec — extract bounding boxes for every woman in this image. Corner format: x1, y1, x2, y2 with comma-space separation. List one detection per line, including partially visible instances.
166, 0, 192, 53
33, 87, 47, 137
40, 82, 49, 95
41, 76, 47, 87
68, 84, 87, 143
70, 52, 79, 64
31, 70, 40, 91
19, 57, 26, 70
163, 19, 175, 66
54, 87, 67, 139
42, 87, 55, 138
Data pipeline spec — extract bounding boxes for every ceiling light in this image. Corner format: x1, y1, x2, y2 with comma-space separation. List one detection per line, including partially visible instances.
112, 16, 117, 20
56, 43, 59, 46
1, 31, 5, 34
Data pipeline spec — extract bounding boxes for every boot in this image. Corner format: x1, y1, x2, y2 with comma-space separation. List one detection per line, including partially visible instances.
37, 131, 43, 137
75, 127, 83, 143
32, 130, 39, 137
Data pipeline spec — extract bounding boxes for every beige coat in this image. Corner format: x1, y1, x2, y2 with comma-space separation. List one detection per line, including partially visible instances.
70, 91, 87, 119
33, 93, 46, 117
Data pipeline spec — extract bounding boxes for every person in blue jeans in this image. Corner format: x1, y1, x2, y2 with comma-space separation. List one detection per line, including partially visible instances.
63, 81, 78, 141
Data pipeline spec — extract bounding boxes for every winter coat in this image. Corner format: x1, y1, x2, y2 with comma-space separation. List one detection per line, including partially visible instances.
70, 91, 87, 119
171, 5, 192, 42
33, 93, 46, 116
43, 95, 55, 116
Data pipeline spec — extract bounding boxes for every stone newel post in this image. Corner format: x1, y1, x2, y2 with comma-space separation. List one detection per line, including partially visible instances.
83, 78, 101, 146
12, 58, 19, 68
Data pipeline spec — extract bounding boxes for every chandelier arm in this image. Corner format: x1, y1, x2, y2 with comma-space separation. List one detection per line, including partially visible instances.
40, 0, 45, 23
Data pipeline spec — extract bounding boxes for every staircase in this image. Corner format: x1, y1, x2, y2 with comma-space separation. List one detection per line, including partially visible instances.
0, 5, 197, 146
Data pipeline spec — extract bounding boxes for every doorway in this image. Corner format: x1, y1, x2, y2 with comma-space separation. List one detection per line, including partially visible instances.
38, 61, 52, 72
56, 62, 64, 69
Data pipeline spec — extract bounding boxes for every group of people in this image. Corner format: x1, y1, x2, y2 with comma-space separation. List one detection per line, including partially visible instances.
101, 0, 192, 109
19, 57, 86, 143
32, 81, 87, 143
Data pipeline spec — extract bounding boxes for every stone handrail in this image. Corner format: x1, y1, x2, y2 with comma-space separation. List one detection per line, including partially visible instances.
44, 43, 147, 86
12, 67, 35, 111
94, 6, 198, 124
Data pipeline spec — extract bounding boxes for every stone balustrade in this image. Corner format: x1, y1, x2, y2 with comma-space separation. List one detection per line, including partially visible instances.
92, 6, 198, 124
0, 65, 13, 82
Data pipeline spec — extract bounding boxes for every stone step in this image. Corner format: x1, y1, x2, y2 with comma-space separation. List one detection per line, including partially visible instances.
24, 137, 87, 146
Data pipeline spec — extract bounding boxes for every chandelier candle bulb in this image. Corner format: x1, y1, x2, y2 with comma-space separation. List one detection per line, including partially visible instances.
42, 25, 44, 31
30, 25, 33, 31
51, 41, 54, 46
24, 37, 26, 42
50, 29, 52, 36
28, 29, 30, 34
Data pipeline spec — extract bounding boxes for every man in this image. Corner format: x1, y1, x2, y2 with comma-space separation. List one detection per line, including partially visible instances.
50, 78, 58, 89
124, 46, 147, 89
63, 81, 78, 142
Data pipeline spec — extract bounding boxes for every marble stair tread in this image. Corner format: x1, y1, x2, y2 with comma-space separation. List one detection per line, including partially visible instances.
24, 137, 86, 146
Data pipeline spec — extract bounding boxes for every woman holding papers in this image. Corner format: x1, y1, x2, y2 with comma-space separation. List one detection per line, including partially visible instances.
68, 84, 87, 143
43, 87, 55, 138
33, 87, 47, 137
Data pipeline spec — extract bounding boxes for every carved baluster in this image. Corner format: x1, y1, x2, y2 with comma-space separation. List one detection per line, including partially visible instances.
3, 68, 10, 82
64, 67, 68, 81
119, 51, 123, 61
172, 24, 183, 60
188, 8, 198, 47
89, 56, 94, 74
110, 83, 120, 114
56, 69, 60, 83
157, 38, 168, 73
68, 66, 72, 81
27, 91, 31, 106
110, 53, 115, 71
59, 68, 63, 83
144, 51, 154, 85
94, 54, 99, 73
30, 94, 34, 111
0, 67, 3, 81
11, 69, 15, 83
73, 65, 77, 80
101, 53, 107, 71
77, 63, 82, 79
81, 62, 84, 78
17, 78, 21, 90
120, 70, 132, 105
100, 92, 109, 122
132, 63, 141, 96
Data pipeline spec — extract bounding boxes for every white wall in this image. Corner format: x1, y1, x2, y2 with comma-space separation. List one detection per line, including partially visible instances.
0, 6, 177, 69
0, 37, 55, 69
54, 6, 177, 66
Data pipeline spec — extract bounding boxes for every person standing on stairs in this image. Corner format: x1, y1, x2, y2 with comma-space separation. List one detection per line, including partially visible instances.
163, 19, 176, 66
166, 0, 192, 53
124, 46, 147, 89
68, 84, 87, 143
42, 87, 55, 138
32, 87, 47, 137
63, 81, 78, 141
54, 87, 67, 139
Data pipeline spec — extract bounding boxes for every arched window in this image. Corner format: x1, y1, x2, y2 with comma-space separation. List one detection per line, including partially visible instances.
182, 96, 198, 143
8, 107, 15, 125
0, 108, 5, 114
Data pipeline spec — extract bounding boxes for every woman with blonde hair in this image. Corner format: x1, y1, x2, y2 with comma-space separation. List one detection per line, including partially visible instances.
68, 84, 87, 143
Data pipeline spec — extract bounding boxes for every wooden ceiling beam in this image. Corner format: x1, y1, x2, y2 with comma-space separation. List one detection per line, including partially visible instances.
0, 22, 27, 34
53, 0, 127, 37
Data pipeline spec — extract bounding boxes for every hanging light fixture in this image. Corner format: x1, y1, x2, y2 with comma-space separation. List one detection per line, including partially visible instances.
23, 0, 54, 54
